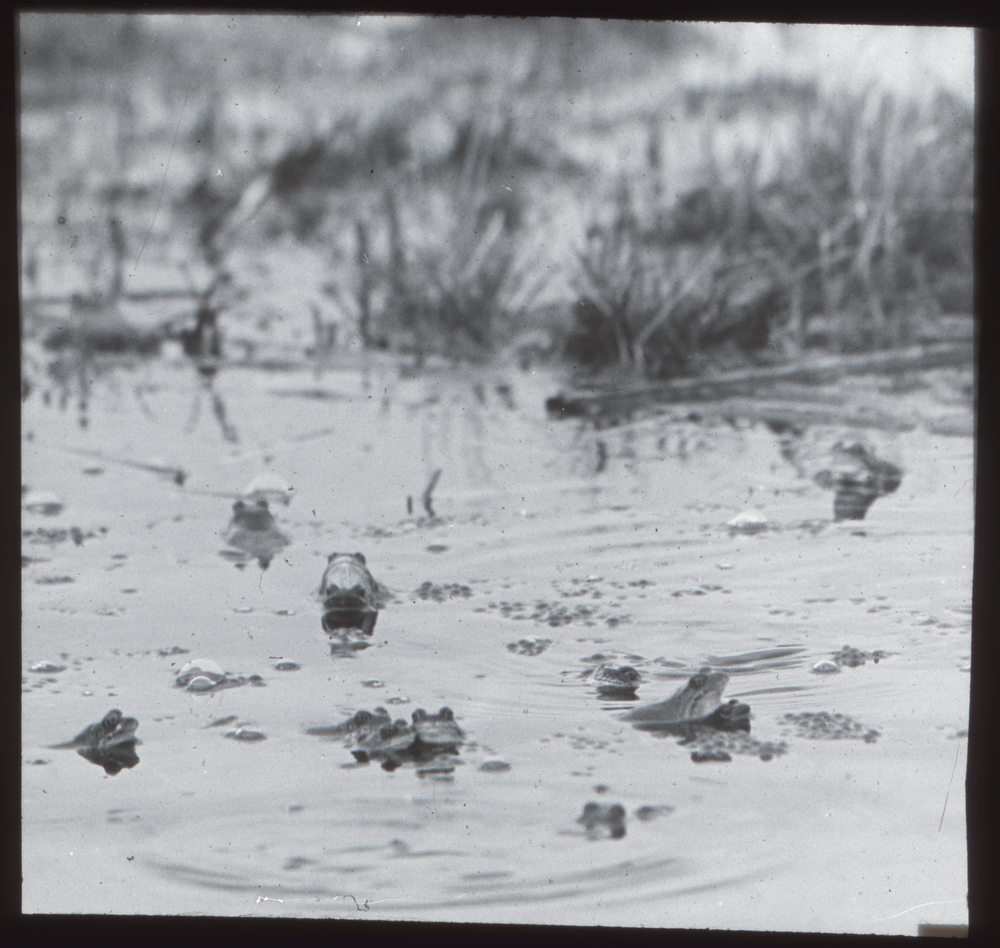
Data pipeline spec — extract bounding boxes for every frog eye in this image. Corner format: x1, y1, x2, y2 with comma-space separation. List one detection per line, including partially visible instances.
689, 674, 706, 689
353, 710, 372, 726
438, 707, 454, 720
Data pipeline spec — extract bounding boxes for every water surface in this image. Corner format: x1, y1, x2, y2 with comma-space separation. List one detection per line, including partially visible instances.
22, 361, 971, 931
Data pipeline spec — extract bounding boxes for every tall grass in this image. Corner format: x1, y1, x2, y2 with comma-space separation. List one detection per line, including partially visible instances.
565, 80, 973, 379
20, 19, 972, 388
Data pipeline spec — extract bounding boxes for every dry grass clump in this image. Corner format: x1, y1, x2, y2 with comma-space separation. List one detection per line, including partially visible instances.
20, 19, 972, 394
564, 82, 972, 379
350, 113, 555, 361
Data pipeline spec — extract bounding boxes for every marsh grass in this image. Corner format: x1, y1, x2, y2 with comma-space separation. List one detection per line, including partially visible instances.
567, 80, 973, 379
20, 18, 972, 400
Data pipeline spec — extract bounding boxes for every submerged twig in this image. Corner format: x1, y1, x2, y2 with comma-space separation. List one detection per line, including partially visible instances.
51, 445, 187, 486
422, 469, 442, 518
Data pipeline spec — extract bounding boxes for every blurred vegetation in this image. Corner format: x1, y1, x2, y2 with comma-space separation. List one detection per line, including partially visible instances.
19, 15, 973, 404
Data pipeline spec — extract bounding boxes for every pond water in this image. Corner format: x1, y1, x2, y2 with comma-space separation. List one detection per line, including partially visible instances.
21, 359, 971, 931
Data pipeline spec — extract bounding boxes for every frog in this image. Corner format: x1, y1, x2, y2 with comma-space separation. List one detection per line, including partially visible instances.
577, 802, 627, 840
592, 664, 643, 700
621, 669, 783, 762
813, 442, 903, 521
51, 708, 139, 750
50, 708, 141, 775
621, 668, 730, 725
350, 707, 465, 772
222, 499, 289, 569
304, 707, 392, 740
319, 552, 385, 636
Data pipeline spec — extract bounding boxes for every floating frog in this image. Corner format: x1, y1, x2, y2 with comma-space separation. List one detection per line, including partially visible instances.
316, 706, 465, 772
592, 663, 642, 700
51, 708, 139, 750
319, 552, 385, 636
222, 499, 289, 569
577, 802, 627, 839
622, 668, 730, 725
50, 708, 141, 776
304, 707, 392, 740
813, 442, 903, 521
622, 668, 784, 762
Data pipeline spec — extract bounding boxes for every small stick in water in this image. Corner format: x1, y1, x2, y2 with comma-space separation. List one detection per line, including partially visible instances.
422, 469, 442, 518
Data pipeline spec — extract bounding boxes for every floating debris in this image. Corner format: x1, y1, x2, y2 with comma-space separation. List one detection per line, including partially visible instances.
242, 472, 294, 507
29, 661, 66, 674
24, 526, 101, 547
173, 659, 263, 693
22, 491, 64, 516
225, 727, 266, 742
186, 676, 217, 692
634, 805, 674, 821
688, 731, 787, 762
176, 659, 225, 687
727, 510, 769, 535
